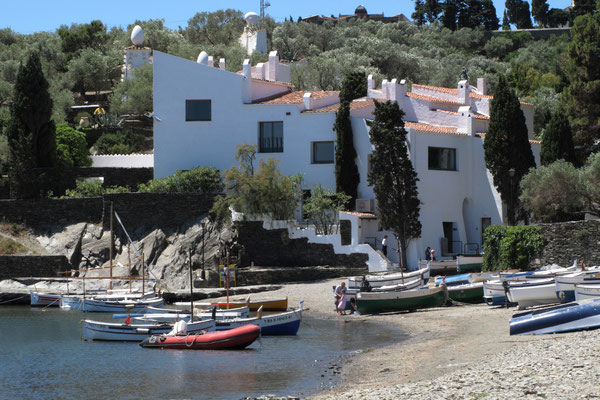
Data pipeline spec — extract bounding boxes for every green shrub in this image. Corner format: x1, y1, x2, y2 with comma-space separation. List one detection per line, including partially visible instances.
138, 166, 223, 194
482, 225, 545, 271
55, 123, 92, 167
62, 180, 129, 198
0, 238, 26, 255
94, 129, 145, 154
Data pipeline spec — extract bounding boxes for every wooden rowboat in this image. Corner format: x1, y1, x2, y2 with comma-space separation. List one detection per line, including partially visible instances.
447, 282, 484, 304
82, 318, 216, 341
356, 286, 448, 314
189, 297, 288, 312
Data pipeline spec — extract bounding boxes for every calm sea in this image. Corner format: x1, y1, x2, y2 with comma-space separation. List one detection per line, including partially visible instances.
0, 306, 403, 400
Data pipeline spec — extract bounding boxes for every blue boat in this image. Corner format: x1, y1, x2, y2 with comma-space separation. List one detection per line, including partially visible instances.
434, 273, 471, 286
510, 298, 600, 335
215, 305, 302, 336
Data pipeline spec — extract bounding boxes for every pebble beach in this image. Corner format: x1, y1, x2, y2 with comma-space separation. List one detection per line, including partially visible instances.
228, 278, 600, 400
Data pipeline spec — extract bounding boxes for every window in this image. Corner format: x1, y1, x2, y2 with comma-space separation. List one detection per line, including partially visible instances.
186, 100, 211, 121
259, 121, 283, 153
311, 141, 334, 164
428, 147, 456, 171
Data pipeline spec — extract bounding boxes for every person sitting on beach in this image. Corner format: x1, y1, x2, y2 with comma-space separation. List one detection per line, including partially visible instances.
349, 297, 359, 314
337, 288, 348, 315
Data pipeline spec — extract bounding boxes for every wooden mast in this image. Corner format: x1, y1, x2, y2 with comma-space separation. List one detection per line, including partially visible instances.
109, 202, 114, 290
189, 249, 194, 322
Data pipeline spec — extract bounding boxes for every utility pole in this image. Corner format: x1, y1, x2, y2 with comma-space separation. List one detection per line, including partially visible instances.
260, 0, 271, 19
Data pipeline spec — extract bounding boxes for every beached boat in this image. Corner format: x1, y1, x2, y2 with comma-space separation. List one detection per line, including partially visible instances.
139, 324, 260, 350
483, 280, 512, 306
215, 305, 302, 335
510, 298, 600, 335
371, 278, 422, 292
456, 255, 483, 273
347, 267, 430, 290
419, 259, 458, 276
556, 271, 600, 303
82, 318, 216, 341
575, 284, 600, 301
30, 291, 61, 307
356, 286, 448, 314
447, 282, 484, 303
189, 297, 288, 312
506, 278, 558, 309
434, 273, 471, 286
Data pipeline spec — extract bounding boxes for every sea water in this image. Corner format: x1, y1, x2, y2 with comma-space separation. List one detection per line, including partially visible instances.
0, 306, 404, 399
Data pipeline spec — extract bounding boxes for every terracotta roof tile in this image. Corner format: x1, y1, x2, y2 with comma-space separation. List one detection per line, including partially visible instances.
253, 90, 338, 105
341, 211, 378, 218
407, 92, 463, 106
412, 83, 493, 99
478, 132, 539, 144
404, 121, 467, 135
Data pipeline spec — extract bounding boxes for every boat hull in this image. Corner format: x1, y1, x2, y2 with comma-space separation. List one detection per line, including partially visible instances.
348, 267, 430, 290
81, 297, 165, 313
575, 284, 600, 301
447, 282, 484, 303
356, 286, 447, 314
140, 325, 260, 350
456, 255, 483, 273
510, 298, 600, 335
507, 280, 558, 309
191, 298, 288, 312
30, 291, 61, 307
82, 318, 216, 341
556, 273, 600, 303
215, 309, 302, 335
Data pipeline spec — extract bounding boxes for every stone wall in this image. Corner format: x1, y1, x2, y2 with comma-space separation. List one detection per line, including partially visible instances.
0, 256, 70, 280
533, 220, 600, 267
0, 193, 216, 230
235, 221, 369, 269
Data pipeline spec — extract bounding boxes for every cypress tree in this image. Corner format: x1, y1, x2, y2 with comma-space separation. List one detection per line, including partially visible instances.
367, 101, 421, 269
339, 71, 367, 104
6, 52, 56, 198
517, 1, 533, 28
481, 0, 500, 30
425, 0, 442, 23
333, 101, 360, 209
532, 0, 550, 27
442, 0, 459, 30
540, 108, 577, 166
412, 0, 427, 25
502, 10, 512, 29
483, 75, 536, 225
565, 12, 600, 149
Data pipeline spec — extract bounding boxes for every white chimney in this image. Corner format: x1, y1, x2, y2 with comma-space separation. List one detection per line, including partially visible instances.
207, 56, 214, 67
268, 50, 278, 81
219, 58, 226, 70
477, 77, 487, 95
303, 92, 313, 111
458, 80, 470, 105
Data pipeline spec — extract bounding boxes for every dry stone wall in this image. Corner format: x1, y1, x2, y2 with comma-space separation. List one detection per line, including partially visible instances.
533, 220, 600, 267
0, 256, 69, 280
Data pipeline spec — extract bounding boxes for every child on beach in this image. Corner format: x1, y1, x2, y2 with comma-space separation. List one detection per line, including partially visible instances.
337, 288, 348, 315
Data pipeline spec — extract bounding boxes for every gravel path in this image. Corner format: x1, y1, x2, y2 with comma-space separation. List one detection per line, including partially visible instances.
214, 278, 600, 400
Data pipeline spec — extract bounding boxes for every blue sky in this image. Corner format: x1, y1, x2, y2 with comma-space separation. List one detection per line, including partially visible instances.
0, 1, 571, 34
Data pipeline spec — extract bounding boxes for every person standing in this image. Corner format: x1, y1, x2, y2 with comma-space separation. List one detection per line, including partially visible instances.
430, 249, 436, 261
334, 281, 345, 310
382, 235, 388, 256
425, 246, 431, 261
337, 288, 348, 315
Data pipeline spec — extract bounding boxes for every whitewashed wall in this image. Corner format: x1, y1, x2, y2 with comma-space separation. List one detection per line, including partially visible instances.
91, 154, 154, 168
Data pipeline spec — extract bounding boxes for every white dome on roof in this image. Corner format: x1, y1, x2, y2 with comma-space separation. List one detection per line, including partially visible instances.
244, 12, 260, 25
197, 51, 209, 64
131, 25, 144, 46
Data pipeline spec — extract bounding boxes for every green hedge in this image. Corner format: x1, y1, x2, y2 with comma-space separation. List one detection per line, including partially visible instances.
482, 225, 545, 271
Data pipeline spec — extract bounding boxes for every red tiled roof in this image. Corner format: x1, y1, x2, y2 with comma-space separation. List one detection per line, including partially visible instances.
478, 132, 540, 144
251, 78, 292, 87
341, 211, 377, 218
404, 121, 467, 135
412, 83, 493, 99
407, 92, 463, 106
304, 99, 374, 114
254, 90, 338, 105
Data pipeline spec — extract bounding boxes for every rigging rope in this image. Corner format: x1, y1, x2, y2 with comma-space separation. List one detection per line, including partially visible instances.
0, 295, 27, 305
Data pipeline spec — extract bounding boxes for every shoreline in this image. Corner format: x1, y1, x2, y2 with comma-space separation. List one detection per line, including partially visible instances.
219, 278, 600, 399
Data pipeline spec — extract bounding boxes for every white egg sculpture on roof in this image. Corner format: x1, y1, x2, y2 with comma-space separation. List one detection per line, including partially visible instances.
131, 25, 144, 46
244, 12, 259, 25
197, 51, 209, 65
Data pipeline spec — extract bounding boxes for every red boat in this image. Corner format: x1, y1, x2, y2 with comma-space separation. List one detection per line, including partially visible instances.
139, 324, 260, 350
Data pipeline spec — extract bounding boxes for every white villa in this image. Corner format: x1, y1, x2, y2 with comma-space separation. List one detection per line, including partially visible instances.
152, 50, 540, 270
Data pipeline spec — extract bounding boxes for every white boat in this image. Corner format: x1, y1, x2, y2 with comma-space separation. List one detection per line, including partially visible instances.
419, 259, 457, 275
371, 278, 422, 292
348, 267, 430, 290
82, 318, 216, 341
575, 284, 600, 301
132, 306, 250, 322
556, 271, 600, 302
30, 290, 61, 307
506, 278, 558, 309
81, 296, 165, 312
214, 305, 303, 335
61, 291, 160, 311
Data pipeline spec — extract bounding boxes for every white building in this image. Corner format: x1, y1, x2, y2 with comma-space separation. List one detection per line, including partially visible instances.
153, 50, 540, 270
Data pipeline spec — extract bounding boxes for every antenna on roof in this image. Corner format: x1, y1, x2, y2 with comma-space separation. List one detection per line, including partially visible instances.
260, 0, 271, 19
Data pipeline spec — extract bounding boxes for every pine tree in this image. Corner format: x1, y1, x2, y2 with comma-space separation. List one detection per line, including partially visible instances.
483, 75, 536, 225
572, 0, 597, 19
424, 0, 442, 23
442, 0, 459, 30
367, 101, 421, 269
540, 108, 577, 166
333, 102, 360, 209
6, 52, 56, 198
412, 0, 427, 25
532, 0, 550, 27
565, 12, 600, 149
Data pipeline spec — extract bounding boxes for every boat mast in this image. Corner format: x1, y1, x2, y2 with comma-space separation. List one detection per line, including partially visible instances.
109, 201, 114, 290
189, 249, 194, 322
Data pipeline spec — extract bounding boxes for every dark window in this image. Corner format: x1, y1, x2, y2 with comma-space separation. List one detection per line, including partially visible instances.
259, 121, 283, 153
311, 141, 334, 164
428, 147, 456, 171
186, 100, 211, 121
